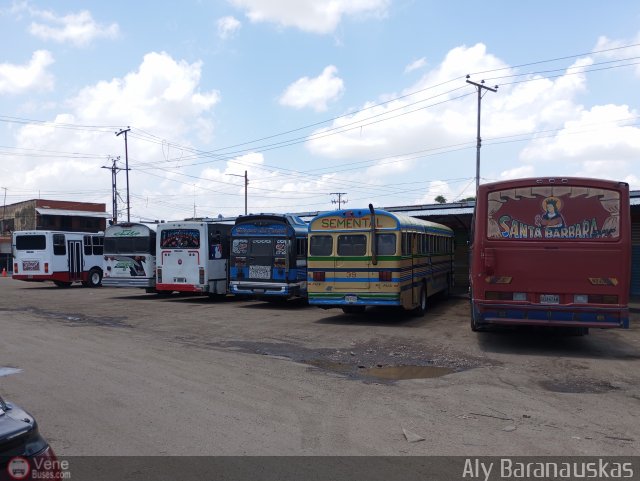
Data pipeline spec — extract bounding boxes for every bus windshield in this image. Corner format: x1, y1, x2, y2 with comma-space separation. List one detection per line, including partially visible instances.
160, 229, 200, 249
487, 186, 620, 241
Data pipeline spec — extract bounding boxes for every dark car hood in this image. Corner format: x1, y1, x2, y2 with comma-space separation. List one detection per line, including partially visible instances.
0, 399, 40, 457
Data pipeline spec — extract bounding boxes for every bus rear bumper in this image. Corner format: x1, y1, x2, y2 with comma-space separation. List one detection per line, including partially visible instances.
473, 302, 629, 329
229, 281, 306, 298
102, 278, 155, 288
309, 296, 401, 308
156, 283, 204, 293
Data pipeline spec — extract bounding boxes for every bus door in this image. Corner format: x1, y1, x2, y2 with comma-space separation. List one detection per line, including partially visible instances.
68, 240, 83, 281
411, 233, 417, 305
335, 233, 370, 290
248, 238, 274, 282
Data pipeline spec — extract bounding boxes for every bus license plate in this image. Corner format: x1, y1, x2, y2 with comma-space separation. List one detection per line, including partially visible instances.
540, 294, 560, 304
345, 295, 357, 304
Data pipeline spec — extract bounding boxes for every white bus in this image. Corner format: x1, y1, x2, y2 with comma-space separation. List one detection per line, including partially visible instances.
12, 230, 104, 287
102, 223, 156, 290
155, 220, 232, 297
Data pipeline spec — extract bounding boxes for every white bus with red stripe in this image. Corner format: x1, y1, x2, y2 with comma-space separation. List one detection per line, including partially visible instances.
155, 221, 232, 297
12, 230, 104, 287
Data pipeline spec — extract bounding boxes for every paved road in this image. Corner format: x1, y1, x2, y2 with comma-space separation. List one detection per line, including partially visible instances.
0, 277, 639, 455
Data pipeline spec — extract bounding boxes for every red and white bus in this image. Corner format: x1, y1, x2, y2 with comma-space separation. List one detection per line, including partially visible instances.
470, 177, 630, 333
155, 220, 232, 297
12, 230, 104, 287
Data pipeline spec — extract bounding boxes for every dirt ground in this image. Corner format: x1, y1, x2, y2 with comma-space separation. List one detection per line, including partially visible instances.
0, 276, 639, 456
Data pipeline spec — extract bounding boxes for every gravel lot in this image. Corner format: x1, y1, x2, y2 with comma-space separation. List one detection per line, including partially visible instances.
0, 277, 639, 456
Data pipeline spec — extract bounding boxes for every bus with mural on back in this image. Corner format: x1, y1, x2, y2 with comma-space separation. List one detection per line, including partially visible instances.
102, 222, 156, 290
229, 213, 308, 301
12, 230, 104, 287
469, 177, 631, 333
155, 220, 232, 298
307, 205, 454, 314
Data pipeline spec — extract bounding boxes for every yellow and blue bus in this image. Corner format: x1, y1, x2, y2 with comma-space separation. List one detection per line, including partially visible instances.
307, 206, 454, 314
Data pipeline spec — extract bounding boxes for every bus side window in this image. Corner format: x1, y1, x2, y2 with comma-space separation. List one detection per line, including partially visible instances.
296, 238, 307, 257
53, 234, 66, 256
92, 236, 104, 255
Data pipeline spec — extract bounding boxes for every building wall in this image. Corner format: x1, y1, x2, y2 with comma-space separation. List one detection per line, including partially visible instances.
1, 199, 107, 234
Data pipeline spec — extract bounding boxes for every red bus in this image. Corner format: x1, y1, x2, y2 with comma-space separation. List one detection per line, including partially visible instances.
470, 177, 630, 333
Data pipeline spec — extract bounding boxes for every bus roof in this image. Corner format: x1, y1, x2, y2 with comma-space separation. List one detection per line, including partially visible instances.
480, 177, 629, 193
310, 208, 453, 235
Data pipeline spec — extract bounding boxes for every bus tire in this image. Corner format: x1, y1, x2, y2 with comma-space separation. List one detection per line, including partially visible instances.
86, 268, 102, 287
342, 306, 365, 314
53, 281, 72, 288
413, 283, 427, 316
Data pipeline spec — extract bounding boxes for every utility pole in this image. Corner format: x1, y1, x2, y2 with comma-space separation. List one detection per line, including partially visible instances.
116, 127, 131, 221
1, 187, 7, 234
102, 157, 121, 224
466, 76, 498, 195
331, 192, 348, 209
228, 170, 249, 215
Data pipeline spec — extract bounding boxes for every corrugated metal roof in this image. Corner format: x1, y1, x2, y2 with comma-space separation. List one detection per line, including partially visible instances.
35, 208, 111, 218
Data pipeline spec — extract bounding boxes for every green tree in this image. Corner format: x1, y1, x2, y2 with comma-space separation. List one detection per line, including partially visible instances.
434, 195, 447, 204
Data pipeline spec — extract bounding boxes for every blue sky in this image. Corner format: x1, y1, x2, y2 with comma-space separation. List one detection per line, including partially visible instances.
1, 0, 639, 221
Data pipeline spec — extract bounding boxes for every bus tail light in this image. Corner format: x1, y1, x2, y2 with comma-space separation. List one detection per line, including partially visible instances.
313, 271, 325, 282
44, 262, 49, 274
14, 263, 18, 273
588, 294, 618, 304
485, 291, 512, 300
379, 271, 392, 282
199, 267, 205, 285
157, 267, 162, 283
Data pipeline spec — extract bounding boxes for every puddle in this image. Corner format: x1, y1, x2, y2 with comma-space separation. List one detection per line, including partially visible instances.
306, 360, 454, 381
363, 365, 454, 380
0, 368, 22, 377
539, 379, 619, 394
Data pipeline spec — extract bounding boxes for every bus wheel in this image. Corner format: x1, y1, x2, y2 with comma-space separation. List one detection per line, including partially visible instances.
413, 284, 427, 317
87, 268, 102, 287
53, 281, 72, 288
342, 306, 365, 314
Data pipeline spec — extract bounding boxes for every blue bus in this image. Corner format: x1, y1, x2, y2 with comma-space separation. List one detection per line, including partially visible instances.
229, 214, 308, 300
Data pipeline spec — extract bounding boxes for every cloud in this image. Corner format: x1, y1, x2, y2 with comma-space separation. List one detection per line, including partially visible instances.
217, 15, 241, 39
27, 8, 119, 47
404, 57, 427, 74
68, 52, 220, 138
593, 32, 640, 77
279, 65, 345, 112
0, 50, 54, 94
6, 52, 222, 220
228, 0, 390, 34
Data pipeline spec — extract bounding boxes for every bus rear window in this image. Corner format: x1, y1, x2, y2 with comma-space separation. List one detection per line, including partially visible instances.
160, 229, 200, 248
487, 186, 620, 241
310, 236, 333, 256
15, 235, 46, 250
376, 234, 396, 255
105, 237, 152, 254
337, 235, 367, 256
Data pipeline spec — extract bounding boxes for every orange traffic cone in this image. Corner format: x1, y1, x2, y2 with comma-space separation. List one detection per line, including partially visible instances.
1, 268, 6, 277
